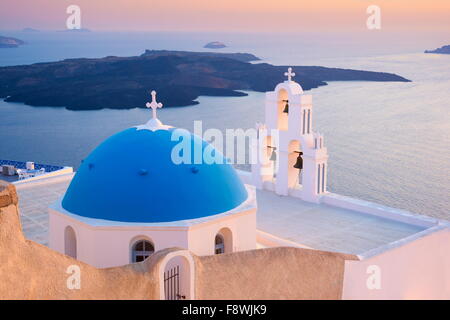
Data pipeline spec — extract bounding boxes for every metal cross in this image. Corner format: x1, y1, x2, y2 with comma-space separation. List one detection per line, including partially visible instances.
284, 67, 295, 82
146, 90, 163, 119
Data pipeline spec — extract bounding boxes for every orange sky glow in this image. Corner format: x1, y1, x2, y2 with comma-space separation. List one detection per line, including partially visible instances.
0, 0, 449, 32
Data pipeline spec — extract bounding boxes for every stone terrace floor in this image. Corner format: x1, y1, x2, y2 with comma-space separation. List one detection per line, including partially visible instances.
14, 175, 425, 255
16, 176, 72, 246
256, 189, 425, 254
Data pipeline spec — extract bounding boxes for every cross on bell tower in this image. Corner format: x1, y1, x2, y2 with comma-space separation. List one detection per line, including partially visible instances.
146, 90, 163, 119
284, 67, 295, 82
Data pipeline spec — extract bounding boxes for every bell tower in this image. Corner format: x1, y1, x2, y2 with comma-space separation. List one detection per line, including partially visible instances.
250, 68, 328, 203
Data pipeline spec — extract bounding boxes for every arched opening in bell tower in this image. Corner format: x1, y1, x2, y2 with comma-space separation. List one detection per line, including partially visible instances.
265, 135, 277, 182
287, 140, 303, 189
277, 89, 289, 131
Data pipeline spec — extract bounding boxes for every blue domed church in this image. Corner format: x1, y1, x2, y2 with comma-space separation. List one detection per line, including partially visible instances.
48, 91, 257, 268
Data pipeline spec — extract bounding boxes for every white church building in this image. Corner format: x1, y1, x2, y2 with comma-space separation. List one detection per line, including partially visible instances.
34, 68, 449, 299
48, 91, 257, 268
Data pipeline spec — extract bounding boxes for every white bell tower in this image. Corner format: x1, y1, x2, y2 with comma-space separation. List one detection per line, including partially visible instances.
250, 68, 328, 203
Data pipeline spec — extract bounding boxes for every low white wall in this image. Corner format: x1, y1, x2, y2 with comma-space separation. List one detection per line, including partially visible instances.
13, 167, 73, 186
342, 227, 450, 299
238, 170, 438, 229
256, 230, 311, 249
322, 193, 437, 228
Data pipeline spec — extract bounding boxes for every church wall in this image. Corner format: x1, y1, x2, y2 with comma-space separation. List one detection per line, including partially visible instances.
87, 228, 189, 268
342, 227, 450, 300
187, 209, 256, 256
49, 206, 191, 268
49, 208, 75, 256
49, 184, 257, 268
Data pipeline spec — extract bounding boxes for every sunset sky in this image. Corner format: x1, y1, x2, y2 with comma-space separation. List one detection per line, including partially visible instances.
1, 0, 449, 32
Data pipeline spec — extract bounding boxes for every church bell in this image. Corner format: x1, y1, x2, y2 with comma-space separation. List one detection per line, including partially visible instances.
269, 147, 277, 161
293, 151, 303, 169
283, 100, 289, 114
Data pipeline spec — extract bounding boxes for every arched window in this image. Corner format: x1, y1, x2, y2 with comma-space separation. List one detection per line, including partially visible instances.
64, 226, 77, 259
215, 234, 225, 254
131, 239, 154, 263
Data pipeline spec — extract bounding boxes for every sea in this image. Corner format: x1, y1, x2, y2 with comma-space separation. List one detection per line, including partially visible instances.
0, 31, 449, 220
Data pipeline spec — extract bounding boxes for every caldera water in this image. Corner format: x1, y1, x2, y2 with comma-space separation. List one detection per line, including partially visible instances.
0, 31, 448, 219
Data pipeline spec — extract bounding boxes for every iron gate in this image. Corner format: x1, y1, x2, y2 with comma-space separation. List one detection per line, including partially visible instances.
164, 265, 185, 300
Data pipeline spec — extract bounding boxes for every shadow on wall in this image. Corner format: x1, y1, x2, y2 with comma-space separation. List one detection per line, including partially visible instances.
0, 180, 357, 300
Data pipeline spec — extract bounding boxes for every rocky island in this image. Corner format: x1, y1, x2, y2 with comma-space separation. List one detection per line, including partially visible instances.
425, 45, 450, 54
204, 41, 227, 49
0, 36, 25, 48
0, 50, 410, 110
141, 49, 259, 62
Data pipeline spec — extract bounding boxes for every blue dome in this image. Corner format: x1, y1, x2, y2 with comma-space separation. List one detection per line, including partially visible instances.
62, 127, 248, 223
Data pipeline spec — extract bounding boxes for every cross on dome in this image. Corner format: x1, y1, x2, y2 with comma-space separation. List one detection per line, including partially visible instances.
136, 89, 171, 132
146, 90, 163, 119
284, 67, 295, 82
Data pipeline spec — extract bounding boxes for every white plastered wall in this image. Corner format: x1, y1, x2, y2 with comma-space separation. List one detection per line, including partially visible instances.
187, 208, 256, 256
49, 208, 189, 268
342, 227, 450, 300
48, 186, 257, 268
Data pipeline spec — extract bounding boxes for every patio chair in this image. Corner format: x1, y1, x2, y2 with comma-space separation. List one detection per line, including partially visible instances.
2, 165, 16, 176
16, 169, 29, 180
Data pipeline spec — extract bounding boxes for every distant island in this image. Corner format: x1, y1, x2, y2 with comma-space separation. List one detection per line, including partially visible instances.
0, 36, 25, 48
204, 41, 226, 49
58, 28, 92, 33
22, 28, 39, 33
0, 50, 410, 110
425, 45, 450, 54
